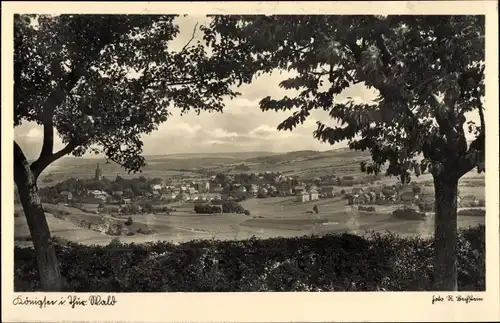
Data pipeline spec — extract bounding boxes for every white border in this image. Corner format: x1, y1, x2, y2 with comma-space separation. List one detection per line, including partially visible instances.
2, 2, 499, 322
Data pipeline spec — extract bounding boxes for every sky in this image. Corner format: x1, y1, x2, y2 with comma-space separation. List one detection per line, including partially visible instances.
14, 15, 480, 160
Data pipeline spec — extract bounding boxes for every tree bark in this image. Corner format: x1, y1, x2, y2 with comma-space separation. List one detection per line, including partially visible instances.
14, 143, 66, 291
432, 172, 459, 291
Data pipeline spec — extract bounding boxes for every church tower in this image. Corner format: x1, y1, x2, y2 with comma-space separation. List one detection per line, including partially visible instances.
95, 163, 102, 181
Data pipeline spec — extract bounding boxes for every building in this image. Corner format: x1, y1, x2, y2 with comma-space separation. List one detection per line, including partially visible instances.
320, 186, 336, 197
351, 188, 364, 196
94, 164, 102, 181
382, 187, 397, 201
297, 191, 310, 203
400, 191, 416, 203
247, 184, 259, 195
196, 181, 210, 193
309, 189, 319, 201
89, 190, 107, 201
58, 191, 73, 203
151, 184, 163, 191
277, 182, 292, 195
162, 192, 177, 200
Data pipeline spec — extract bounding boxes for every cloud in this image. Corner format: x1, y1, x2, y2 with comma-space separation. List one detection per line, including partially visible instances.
13, 16, 362, 158
14, 122, 66, 160
167, 122, 202, 136
25, 127, 43, 139
210, 128, 239, 139
248, 124, 279, 138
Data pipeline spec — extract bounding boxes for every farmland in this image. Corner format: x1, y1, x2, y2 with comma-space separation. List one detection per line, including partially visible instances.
14, 148, 486, 247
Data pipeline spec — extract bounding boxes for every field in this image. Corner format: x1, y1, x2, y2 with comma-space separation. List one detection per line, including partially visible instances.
36, 148, 371, 187
15, 149, 486, 247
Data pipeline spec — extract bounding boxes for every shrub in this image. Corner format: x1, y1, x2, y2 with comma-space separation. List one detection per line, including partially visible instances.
14, 226, 484, 292
136, 227, 155, 235
392, 208, 426, 220
418, 202, 435, 213
222, 200, 245, 214
359, 206, 376, 212
458, 209, 485, 217
194, 204, 221, 214
125, 217, 133, 226
244, 210, 251, 216
51, 236, 71, 246
108, 237, 121, 247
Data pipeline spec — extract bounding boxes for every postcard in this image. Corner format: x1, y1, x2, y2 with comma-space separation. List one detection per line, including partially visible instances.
2, 1, 499, 322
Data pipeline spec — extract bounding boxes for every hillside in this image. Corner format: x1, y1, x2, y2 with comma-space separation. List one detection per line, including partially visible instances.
37, 148, 370, 183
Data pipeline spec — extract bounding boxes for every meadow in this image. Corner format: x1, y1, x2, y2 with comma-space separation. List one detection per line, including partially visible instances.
15, 160, 485, 249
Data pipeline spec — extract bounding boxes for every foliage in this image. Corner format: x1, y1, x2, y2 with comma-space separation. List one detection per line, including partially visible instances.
204, 15, 485, 181
14, 226, 485, 292
392, 208, 426, 220
15, 14, 243, 174
120, 203, 141, 214
418, 202, 435, 212
222, 200, 246, 214
124, 217, 133, 226
38, 176, 167, 202
244, 209, 251, 216
359, 206, 376, 212
194, 203, 222, 214
193, 200, 246, 214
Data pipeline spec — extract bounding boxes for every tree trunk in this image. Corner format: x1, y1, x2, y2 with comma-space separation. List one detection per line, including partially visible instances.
432, 172, 459, 291
14, 146, 66, 291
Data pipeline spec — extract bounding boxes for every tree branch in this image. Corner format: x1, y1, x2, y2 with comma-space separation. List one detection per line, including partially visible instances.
181, 22, 199, 51
35, 63, 88, 169
477, 101, 485, 134
30, 141, 80, 180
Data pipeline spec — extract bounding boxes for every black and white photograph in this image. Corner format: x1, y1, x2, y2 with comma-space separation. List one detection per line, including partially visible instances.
3, 1, 499, 322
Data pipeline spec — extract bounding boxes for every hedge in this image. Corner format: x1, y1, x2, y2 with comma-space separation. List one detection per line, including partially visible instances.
392, 208, 426, 220
14, 225, 484, 292
458, 209, 486, 217
194, 200, 245, 214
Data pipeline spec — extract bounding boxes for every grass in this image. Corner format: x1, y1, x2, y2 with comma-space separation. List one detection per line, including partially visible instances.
15, 192, 486, 247
18, 149, 485, 246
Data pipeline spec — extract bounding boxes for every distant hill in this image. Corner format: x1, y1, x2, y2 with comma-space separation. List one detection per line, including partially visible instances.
242, 148, 371, 164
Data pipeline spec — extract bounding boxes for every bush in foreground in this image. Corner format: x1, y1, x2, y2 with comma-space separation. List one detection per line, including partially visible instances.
14, 226, 485, 292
